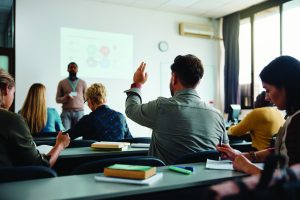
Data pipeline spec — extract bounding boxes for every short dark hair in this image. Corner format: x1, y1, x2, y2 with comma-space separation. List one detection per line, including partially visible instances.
254, 91, 273, 108
170, 54, 204, 88
259, 55, 300, 115
68, 62, 78, 69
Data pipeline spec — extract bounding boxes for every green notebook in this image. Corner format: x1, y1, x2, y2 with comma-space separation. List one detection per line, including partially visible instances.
107, 164, 152, 171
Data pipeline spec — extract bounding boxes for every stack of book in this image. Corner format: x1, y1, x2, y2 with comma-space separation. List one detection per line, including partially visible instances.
95, 164, 162, 185
90, 142, 130, 151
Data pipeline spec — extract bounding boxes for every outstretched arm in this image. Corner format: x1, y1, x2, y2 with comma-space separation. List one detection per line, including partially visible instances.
125, 62, 157, 128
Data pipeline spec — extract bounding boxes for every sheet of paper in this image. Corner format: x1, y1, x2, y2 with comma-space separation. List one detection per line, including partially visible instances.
36, 145, 53, 154
95, 172, 163, 185
206, 159, 234, 170
206, 159, 264, 170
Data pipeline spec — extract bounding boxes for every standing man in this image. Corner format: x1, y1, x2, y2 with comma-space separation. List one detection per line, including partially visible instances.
56, 62, 87, 130
125, 54, 228, 165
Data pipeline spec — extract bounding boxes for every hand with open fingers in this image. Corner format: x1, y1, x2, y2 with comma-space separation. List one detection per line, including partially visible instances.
216, 144, 240, 161
133, 62, 148, 85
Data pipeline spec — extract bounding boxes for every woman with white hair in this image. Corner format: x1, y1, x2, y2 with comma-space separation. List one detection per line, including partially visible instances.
67, 83, 132, 141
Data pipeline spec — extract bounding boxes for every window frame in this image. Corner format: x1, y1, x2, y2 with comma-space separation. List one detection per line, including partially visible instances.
238, 0, 290, 109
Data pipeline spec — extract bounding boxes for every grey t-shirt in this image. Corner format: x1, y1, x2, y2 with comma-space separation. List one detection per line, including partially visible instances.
125, 88, 228, 165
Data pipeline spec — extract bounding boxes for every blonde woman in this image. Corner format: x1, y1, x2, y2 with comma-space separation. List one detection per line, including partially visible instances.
0, 69, 69, 167
67, 83, 132, 141
20, 83, 65, 134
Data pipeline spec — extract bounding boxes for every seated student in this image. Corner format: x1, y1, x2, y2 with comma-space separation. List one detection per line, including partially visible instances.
19, 83, 65, 134
67, 83, 132, 141
217, 56, 300, 175
0, 69, 70, 167
228, 91, 285, 151
124, 55, 228, 165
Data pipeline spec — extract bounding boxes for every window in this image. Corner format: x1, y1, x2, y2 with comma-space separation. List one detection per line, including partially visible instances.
239, 18, 252, 108
282, 1, 300, 60
0, 55, 9, 71
253, 7, 280, 99
238, 0, 298, 108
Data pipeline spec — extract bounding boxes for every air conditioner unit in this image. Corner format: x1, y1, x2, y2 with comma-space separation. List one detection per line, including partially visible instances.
179, 22, 216, 39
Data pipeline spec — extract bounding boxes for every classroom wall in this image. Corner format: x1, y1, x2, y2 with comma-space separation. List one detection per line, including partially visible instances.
15, 0, 220, 137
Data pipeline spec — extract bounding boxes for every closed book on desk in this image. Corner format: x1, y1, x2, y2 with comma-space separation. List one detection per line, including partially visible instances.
91, 142, 130, 151
91, 146, 129, 151
104, 164, 156, 180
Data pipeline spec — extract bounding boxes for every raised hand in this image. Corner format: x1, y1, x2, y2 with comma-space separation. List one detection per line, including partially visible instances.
133, 62, 148, 85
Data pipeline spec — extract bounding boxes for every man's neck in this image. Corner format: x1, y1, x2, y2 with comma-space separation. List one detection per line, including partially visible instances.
68, 75, 78, 81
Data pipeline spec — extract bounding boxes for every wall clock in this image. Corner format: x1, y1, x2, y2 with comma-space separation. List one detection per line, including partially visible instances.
158, 41, 168, 52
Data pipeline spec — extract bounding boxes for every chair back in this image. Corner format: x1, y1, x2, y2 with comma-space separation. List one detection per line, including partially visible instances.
33, 132, 57, 146
72, 156, 165, 175
117, 137, 151, 144
0, 165, 57, 182
174, 150, 219, 164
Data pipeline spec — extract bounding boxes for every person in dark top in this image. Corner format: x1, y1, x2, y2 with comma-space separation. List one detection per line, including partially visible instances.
0, 69, 70, 167
217, 55, 300, 175
67, 83, 132, 141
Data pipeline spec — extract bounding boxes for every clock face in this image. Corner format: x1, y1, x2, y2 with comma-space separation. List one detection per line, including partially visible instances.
158, 41, 168, 52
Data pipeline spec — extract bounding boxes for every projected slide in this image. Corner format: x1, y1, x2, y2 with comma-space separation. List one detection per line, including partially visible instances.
61, 27, 133, 79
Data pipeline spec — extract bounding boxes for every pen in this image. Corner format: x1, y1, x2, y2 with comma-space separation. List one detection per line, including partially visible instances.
168, 166, 193, 175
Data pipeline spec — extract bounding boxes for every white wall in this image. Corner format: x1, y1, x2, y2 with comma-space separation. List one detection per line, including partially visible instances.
15, 0, 220, 137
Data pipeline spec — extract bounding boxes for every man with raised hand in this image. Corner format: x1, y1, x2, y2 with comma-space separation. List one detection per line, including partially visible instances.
125, 54, 228, 165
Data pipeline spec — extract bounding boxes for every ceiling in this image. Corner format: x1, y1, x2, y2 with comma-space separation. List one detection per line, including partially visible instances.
91, 0, 268, 18
0, 0, 268, 35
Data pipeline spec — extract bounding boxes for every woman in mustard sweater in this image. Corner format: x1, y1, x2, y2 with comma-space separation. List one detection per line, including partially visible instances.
228, 91, 285, 150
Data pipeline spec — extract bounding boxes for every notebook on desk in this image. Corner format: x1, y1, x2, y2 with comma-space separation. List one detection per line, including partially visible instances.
205, 159, 264, 170
130, 143, 150, 148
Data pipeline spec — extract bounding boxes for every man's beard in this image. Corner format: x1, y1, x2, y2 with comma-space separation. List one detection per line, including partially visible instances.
69, 72, 77, 80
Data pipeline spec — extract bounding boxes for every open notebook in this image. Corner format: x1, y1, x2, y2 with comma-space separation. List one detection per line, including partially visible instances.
206, 159, 264, 170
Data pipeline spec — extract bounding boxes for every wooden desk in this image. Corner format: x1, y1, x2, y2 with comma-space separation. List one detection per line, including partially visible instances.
0, 163, 246, 200
54, 147, 149, 175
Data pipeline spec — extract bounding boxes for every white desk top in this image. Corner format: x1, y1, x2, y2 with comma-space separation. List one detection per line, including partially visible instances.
59, 146, 149, 158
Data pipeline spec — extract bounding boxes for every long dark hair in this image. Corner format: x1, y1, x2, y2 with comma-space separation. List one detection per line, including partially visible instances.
259, 56, 300, 116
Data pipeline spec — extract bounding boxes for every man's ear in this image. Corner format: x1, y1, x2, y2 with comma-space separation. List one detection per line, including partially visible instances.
172, 73, 179, 85
4, 85, 9, 95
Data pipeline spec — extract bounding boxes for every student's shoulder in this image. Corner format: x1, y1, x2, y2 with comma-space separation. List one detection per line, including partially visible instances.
1, 110, 21, 119
290, 111, 300, 124
252, 107, 276, 115
157, 96, 174, 103
47, 107, 59, 113
0, 110, 27, 126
